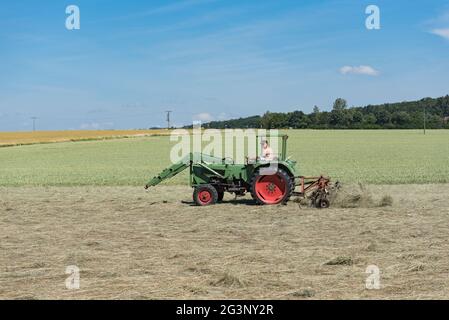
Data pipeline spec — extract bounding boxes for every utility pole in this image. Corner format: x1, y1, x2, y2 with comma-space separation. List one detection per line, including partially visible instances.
165, 110, 172, 129
31, 117, 38, 132
423, 105, 426, 135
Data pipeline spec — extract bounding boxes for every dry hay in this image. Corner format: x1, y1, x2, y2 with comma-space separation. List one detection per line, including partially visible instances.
289, 288, 315, 298
331, 183, 394, 208
1, 184, 448, 299
292, 183, 394, 209
211, 272, 247, 288
324, 256, 354, 266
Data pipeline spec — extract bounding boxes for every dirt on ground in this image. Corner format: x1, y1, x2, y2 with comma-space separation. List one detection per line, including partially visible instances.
1, 184, 449, 300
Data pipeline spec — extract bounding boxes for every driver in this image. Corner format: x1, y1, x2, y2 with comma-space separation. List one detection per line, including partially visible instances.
259, 139, 274, 161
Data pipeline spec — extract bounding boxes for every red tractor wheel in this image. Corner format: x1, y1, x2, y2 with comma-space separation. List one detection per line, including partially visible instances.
193, 184, 218, 206
250, 169, 293, 205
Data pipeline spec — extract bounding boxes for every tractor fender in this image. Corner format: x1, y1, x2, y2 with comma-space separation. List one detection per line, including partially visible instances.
253, 162, 296, 178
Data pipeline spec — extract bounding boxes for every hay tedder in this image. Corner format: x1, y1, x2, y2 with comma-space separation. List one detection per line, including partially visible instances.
145, 135, 338, 207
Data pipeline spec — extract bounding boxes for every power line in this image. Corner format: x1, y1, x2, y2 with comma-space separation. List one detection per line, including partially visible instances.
165, 110, 172, 129
423, 105, 426, 135
31, 117, 38, 132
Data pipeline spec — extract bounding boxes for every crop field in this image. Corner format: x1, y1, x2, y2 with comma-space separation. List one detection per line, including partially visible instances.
1, 129, 449, 300
0, 129, 170, 147
0, 130, 448, 186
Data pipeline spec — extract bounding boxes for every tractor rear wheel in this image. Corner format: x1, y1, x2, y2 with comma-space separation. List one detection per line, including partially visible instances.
193, 184, 218, 206
250, 168, 293, 205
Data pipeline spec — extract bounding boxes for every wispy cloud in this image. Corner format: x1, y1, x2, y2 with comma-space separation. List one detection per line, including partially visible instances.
430, 28, 449, 40
80, 122, 114, 130
425, 8, 449, 40
339, 65, 379, 76
106, 0, 219, 22
140, 0, 218, 16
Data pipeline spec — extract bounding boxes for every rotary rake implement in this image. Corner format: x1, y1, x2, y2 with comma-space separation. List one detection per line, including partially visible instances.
145, 135, 339, 207
293, 176, 340, 208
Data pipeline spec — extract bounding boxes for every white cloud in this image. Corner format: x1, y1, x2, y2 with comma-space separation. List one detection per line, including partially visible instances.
193, 112, 214, 122
339, 65, 379, 76
430, 28, 449, 40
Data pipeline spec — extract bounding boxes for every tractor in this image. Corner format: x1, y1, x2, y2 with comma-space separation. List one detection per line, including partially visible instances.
145, 134, 336, 207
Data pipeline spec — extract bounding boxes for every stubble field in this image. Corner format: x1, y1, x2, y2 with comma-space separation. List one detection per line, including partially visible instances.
1, 184, 449, 299
0, 129, 169, 147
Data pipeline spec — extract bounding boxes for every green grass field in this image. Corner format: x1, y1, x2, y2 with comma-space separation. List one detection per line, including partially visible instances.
0, 130, 448, 186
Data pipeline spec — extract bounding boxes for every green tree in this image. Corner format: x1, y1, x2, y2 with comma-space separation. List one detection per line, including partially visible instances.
260, 111, 273, 129
391, 111, 410, 127
333, 98, 347, 112
375, 109, 391, 125
363, 114, 377, 127
352, 110, 363, 124
199, 95, 449, 130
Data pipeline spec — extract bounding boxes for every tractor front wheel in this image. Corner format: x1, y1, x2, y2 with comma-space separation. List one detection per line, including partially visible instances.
193, 184, 218, 206
250, 168, 293, 205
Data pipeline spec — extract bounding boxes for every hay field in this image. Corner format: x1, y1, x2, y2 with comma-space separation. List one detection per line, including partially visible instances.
0, 130, 448, 186
0, 129, 170, 147
1, 129, 448, 300
1, 184, 449, 299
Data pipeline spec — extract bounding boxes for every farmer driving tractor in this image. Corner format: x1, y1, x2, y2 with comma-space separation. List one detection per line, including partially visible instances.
259, 139, 274, 161
145, 134, 335, 207
248, 138, 274, 163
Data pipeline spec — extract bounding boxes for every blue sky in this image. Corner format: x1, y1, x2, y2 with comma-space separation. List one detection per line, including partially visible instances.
1, 0, 449, 131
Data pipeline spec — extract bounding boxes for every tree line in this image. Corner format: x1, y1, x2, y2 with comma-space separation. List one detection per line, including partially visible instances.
196, 95, 449, 129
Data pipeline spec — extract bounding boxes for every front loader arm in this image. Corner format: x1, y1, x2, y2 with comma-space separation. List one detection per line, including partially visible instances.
145, 154, 192, 189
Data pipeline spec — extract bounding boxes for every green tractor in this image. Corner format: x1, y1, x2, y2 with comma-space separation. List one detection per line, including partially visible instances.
145, 135, 335, 207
